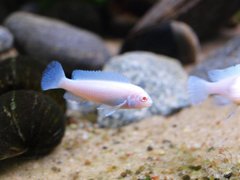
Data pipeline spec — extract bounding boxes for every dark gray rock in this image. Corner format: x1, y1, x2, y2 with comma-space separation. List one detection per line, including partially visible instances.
190, 37, 240, 80
0, 26, 13, 52
98, 51, 189, 128
121, 21, 200, 65
4, 12, 110, 73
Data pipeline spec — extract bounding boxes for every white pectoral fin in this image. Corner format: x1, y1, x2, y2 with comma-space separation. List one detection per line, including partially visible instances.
63, 92, 86, 103
97, 100, 127, 117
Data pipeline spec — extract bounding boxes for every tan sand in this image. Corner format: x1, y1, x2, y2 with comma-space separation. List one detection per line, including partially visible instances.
0, 99, 240, 179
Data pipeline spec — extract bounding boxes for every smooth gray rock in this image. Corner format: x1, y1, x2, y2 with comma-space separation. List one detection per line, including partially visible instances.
0, 26, 13, 52
190, 37, 240, 80
4, 12, 110, 73
98, 51, 189, 128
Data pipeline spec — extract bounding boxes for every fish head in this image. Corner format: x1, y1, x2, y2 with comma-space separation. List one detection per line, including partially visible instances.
128, 92, 152, 109
138, 93, 153, 108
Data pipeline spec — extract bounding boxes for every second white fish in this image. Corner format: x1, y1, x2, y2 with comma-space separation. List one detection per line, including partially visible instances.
188, 64, 240, 106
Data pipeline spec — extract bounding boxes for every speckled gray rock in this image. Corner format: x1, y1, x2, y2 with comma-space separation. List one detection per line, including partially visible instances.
98, 51, 189, 128
4, 12, 110, 73
190, 37, 240, 80
0, 26, 13, 52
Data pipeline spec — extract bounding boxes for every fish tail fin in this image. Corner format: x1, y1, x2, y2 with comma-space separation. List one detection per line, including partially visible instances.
41, 61, 66, 90
188, 76, 210, 105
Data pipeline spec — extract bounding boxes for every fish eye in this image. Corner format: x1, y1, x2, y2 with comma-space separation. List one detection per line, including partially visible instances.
141, 96, 148, 102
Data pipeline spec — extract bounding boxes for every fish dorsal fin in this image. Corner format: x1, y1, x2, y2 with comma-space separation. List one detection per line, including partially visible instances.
71, 70, 130, 83
208, 64, 240, 82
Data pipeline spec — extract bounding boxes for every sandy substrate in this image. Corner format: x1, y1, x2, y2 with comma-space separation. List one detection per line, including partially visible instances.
0, 25, 240, 180
0, 99, 240, 179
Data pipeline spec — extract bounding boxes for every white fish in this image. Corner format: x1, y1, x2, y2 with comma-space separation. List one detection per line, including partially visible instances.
41, 61, 152, 116
188, 64, 240, 106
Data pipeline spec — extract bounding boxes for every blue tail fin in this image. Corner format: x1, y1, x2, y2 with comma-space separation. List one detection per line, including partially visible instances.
41, 61, 65, 90
188, 76, 210, 105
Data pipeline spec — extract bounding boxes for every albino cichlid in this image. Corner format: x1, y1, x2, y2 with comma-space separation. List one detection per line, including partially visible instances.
188, 64, 240, 107
41, 61, 152, 116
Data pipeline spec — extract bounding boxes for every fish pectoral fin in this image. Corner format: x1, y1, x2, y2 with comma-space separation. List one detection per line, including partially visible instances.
97, 100, 127, 117
97, 105, 117, 117
213, 95, 232, 106
63, 92, 86, 103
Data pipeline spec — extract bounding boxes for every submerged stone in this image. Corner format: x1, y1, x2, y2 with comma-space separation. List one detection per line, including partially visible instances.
4, 12, 110, 74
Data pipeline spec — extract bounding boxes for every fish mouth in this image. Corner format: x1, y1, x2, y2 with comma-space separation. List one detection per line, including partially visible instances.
146, 100, 153, 107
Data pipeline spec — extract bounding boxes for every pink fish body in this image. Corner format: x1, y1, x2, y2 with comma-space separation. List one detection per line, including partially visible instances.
188, 64, 240, 105
41, 61, 152, 116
